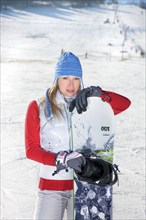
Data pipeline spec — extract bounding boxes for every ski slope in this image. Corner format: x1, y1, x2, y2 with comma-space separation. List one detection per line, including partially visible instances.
1, 2, 145, 220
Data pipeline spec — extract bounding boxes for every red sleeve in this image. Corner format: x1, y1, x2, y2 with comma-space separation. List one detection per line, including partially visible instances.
25, 100, 56, 166
100, 90, 131, 115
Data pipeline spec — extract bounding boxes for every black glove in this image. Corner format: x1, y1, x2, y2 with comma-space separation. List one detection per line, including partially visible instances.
69, 86, 102, 114
52, 151, 86, 176
75, 157, 120, 186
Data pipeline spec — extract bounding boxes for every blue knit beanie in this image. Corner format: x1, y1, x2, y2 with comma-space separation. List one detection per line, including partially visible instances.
53, 52, 83, 85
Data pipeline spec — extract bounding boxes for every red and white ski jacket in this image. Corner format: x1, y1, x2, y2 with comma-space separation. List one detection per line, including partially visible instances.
25, 89, 131, 191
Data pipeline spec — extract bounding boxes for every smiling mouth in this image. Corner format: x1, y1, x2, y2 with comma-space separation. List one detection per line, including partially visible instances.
67, 90, 74, 93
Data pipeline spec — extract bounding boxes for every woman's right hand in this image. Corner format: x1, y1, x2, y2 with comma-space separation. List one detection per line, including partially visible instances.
69, 86, 102, 114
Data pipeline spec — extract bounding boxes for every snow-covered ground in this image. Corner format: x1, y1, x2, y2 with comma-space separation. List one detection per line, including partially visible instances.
1, 2, 145, 220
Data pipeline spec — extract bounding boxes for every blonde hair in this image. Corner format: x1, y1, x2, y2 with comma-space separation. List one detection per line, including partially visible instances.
48, 84, 62, 118
39, 83, 62, 119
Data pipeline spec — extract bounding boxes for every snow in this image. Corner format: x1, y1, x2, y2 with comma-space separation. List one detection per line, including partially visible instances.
1, 2, 145, 220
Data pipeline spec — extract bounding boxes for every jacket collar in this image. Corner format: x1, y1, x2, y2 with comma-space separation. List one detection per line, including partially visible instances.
46, 88, 76, 118
55, 90, 76, 105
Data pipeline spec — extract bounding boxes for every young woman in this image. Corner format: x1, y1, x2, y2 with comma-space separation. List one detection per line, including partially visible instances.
25, 52, 131, 220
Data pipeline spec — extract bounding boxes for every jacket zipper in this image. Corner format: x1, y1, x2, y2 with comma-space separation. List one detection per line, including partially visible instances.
64, 103, 73, 152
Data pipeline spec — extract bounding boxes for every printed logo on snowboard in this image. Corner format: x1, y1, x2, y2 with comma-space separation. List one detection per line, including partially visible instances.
101, 126, 110, 132
101, 126, 110, 136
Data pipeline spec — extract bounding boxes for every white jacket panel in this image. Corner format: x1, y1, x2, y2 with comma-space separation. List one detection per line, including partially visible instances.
38, 92, 73, 180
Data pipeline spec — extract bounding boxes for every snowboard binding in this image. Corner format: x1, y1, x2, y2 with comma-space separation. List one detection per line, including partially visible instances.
75, 156, 120, 186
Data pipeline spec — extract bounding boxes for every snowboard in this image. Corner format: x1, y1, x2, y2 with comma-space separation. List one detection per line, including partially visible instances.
71, 97, 115, 220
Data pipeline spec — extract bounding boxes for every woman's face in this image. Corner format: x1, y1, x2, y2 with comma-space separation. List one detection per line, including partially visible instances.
58, 76, 80, 97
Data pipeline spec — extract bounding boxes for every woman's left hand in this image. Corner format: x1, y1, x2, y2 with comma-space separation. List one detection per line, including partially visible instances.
53, 151, 86, 175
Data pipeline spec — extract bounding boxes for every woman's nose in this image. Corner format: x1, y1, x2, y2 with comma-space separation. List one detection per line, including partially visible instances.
68, 80, 74, 87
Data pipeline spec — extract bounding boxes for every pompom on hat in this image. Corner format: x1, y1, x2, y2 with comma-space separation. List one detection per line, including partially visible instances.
53, 52, 83, 87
